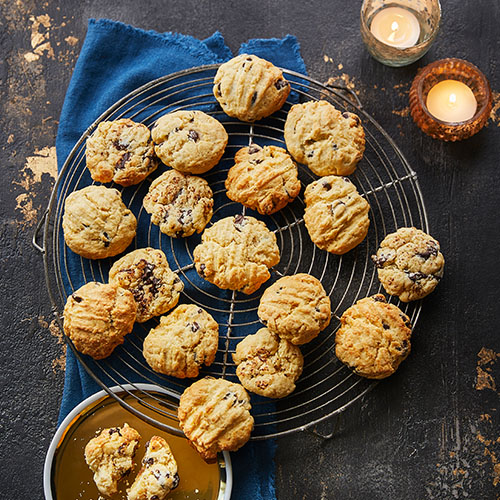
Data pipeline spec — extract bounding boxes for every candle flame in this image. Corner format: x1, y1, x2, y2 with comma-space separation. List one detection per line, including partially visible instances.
387, 21, 399, 42
449, 93, 457, 105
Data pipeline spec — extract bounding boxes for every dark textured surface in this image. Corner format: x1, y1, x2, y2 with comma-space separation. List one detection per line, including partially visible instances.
1, 0, 499, 498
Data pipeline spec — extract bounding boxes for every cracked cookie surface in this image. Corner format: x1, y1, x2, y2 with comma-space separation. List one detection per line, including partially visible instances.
335, 294, 412, 379
372, 227, 445, 302
143, 304, 219, 378
127, 436, 179, 500
109, 248, 184, 323
86, 118, 158, 186
225, 144, 301, 215
258, 273, 331, 345
151, 110, 228, 174
284, 100, 365, 176
304, 175, 370, 254
178, 377, 254, 462
233, 327, 303, 398
143, 169, 213, 238
84, 423, 141, 497
213, 54, 290, 122
63, 282, 137, 359
193, 215, 280, 295
62, 185, 137, 259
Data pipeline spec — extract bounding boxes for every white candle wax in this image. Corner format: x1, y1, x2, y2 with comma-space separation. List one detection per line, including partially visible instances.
426, 80, 478, 123
370, 6, 420, 48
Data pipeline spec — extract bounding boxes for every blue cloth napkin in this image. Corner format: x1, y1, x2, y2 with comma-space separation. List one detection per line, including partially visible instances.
56, 18, 307, 500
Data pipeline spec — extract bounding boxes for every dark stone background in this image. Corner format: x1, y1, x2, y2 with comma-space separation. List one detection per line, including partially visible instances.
1, 0, 499, 498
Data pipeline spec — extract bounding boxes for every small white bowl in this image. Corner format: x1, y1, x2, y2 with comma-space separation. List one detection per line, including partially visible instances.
44, 383, 232, 500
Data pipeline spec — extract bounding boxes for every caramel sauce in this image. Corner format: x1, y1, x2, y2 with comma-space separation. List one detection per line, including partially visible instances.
50, 391, 226, 500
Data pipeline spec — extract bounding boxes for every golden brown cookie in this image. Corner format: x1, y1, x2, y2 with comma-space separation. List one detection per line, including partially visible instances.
151, 110, 228, 174
84, 423, 141, 497
62, 185, 137, 259
143, 304, 219, 378
178, 377, 254, 462
143, 169, 213, 238
304, 175, 370, 254
86, 118, 158, 186
372, 227, 445, 302
127, 436, 179, 500
193, 215, 280, 295
63, 282, 137, 359
335, 294, 412, 379
225, 144, 301, 215
109, 248, 184, 323
284, 100, 365, 176
213, 54, 291, 122
258, 273, 331, 345
233, 327, 303, 398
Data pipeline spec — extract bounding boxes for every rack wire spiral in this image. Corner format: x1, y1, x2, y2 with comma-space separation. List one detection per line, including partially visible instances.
37, 65, 428, 440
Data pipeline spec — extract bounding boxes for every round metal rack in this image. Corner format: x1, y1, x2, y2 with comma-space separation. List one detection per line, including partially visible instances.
37, 65, 428, 440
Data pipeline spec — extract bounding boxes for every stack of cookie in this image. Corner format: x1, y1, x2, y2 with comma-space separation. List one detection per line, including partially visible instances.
60, 53, 445, 470
84, 423, 179, 500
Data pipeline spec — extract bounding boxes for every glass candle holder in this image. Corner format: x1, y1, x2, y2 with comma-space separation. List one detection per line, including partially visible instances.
409, 58, 492, 141
360, 0, 441, 67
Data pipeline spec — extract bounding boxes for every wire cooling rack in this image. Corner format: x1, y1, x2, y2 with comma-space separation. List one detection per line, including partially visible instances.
35, 65, 428, 440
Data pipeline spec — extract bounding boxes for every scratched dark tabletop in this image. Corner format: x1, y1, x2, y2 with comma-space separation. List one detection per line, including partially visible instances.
1, 1, 499, 498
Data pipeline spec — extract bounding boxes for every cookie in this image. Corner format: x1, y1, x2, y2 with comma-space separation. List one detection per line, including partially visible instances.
193, 215, 280, 295
63, 282, 137, 359
127, 436, 179, 500
109, 248, 184, 323
143, 304, 219, 378
258, 273, 331, 345
143, 169, 213, 238
84, 423, 141, 497
304, 175, 370, 254
151, 110, 228, 174
335, 294, 412, 379
86, 118, 158, 186
372, 227, 445, 302
225, 144, 301, 215
178, 377, 254, 462
213, 54, 291, 122
284, 100, 365, 176
62, 185, 137, 259
233, 327, 303, 398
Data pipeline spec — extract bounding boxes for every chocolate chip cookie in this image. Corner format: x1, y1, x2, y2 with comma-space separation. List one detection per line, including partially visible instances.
225, 144, 301, 215
304, 175, 370, 254
143, 304, 219, 378
233, 327, 303, 398
151, 110, 228, 174
372, 227, 445, 302
84, 423, 141, 497
63, 282, 137, 359
62, 185, 137, 259
335, 294, 412, 379
109, 248, 184, 323
258, 273, 331, 345
127, 436, 179, 500
178, 377, 254, 462
213, 54, 291, 122
193, 215, 280, 295
143, 169, 213, 238
86, 118, 158, 186
284, 100, 365, 176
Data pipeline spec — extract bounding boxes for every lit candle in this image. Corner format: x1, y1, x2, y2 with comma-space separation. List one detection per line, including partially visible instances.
370, 6, 420, 48
426, 80, 478, 123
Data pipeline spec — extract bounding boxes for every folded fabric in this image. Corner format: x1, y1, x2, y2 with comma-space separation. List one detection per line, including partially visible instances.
56, 18, 307, 500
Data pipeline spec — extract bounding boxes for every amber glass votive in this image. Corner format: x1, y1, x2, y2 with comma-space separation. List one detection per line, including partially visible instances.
409, 58, 492, 141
